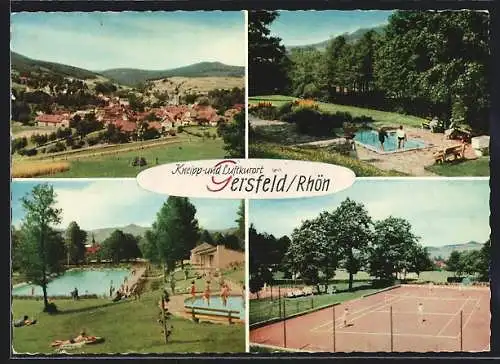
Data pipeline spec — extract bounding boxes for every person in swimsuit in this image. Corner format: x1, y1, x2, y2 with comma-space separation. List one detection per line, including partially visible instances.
378, 128, 388, 151
396, 125, 406, 149
220, 283, 230, 307
203, 280, 211, 306
190, 280, 196, 299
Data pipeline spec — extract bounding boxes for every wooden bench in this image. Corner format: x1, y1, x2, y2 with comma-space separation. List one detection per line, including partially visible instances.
433, 144, 466, 164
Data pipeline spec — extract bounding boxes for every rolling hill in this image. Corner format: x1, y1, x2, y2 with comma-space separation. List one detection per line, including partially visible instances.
11, 51, 102, 80
100, 62, 245, 87
426, 241, 484, 260
287, 24, 386, 52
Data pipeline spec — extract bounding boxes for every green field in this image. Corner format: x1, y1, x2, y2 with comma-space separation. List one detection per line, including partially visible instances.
425, 157, 490, 177
25, 137, 225, 178
12, 291, 245, 354
249, 95, 427, 128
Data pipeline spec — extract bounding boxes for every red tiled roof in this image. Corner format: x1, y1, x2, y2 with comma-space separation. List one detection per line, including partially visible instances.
114, 120, 137, 132
35, 114, 67, 124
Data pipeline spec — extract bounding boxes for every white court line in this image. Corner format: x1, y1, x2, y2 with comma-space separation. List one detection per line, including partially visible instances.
331, 331, 457, 340
437, 297, 470, 336
314, 294, 409, 333
375, 310, 456, 316
310, 293, 407, 332
461, 297, 483, 333
384, 294, 474, 302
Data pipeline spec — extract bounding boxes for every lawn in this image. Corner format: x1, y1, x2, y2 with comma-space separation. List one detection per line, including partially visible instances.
17, 136, 225, 178
250, 143, 407, 177
222, 267, 245, 287
249, 95, 427, 128
249, 283, 377, 325
12, 291, 245, 354
425, 157, 490, 176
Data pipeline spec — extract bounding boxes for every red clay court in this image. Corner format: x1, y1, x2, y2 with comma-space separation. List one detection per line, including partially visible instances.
250, 284, 490, 352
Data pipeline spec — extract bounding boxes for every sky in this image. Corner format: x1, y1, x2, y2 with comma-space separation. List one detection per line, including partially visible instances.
11, 179, 241, 231
269, 10, 394, 46
250, 179, 490, 247
10, 11, 245, 71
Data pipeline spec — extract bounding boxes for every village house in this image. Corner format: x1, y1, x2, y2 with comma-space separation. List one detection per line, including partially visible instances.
189, 243, 244, 274
35, 113, 70, 128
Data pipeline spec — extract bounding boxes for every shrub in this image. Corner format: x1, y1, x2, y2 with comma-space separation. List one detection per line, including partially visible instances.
277, 101, 294, 117
139, 157, 147, 167
168, 129, 176, 136
47, 142, 66, 153
249, 104, 279, 120
87, 136, 100, 146
177, 126, 184, 133
18, 148, 38, 156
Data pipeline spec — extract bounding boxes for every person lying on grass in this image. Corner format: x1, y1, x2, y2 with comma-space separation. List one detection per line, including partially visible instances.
13, 315, 37, 327
51, 331, 97, 347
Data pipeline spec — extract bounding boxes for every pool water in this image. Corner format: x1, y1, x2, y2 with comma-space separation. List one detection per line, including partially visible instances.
186, 295, 245, 320
354, 129, 428, 153
12, 268, 130, 297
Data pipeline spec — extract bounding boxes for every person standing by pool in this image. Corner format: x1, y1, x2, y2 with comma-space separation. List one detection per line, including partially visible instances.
378, 128, 388, 151
396, 125, 407, 149
220, 283, 230, 307
203, 280, 211, 306
190, 280, 196, 299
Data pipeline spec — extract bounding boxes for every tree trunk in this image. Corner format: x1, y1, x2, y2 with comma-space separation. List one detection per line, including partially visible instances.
40, 223, 49, 310
42, 284, 49, 308
348, 272, 354, 292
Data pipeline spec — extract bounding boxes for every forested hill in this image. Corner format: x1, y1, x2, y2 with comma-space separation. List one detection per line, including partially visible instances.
11, 52, 102, 80
100, 62, 245, 87
287, 24, 386, 51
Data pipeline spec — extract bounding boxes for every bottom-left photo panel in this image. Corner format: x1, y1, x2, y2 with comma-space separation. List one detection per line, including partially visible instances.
10, 179, 246, 354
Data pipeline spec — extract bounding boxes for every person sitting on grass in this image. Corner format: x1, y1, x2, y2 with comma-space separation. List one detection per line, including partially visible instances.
13, 315, 37, 327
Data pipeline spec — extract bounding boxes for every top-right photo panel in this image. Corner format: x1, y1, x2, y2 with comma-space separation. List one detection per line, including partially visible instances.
248, 10, 490, 177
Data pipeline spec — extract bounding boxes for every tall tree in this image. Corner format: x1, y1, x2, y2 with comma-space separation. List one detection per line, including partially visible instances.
477, 239, 490, 281
368, 217, 420, 281
64, 221, 87, 265
199, 230, 214, 245
446, 250, 463, 276
409, 245, 433, 278
248, 10, 290, 95
286, 217, 340, 293
235, 200, 245, 243
144, 197, 200, 273
18, 184, 63, 311
324, 198, 373, 291
249, 224, 273, 296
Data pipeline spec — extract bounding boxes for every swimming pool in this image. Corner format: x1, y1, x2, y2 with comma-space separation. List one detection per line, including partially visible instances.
185, 295, 245, 320
354, 129, 430, 153
12, 268, 131, 297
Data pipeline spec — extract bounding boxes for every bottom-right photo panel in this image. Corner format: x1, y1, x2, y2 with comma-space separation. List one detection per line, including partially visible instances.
248, 178, 490, 353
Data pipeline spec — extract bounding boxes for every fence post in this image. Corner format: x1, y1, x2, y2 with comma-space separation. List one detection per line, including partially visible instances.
191, 306, 196, 321
333, 305, 336, 353
460, 310, 463, 351
278, 286, 282, 319
283, 298, 287, 348
390, 305, 393, 352
228, 310, 232, 325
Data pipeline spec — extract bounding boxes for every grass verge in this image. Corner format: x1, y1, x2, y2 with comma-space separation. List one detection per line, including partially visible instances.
425, 157, 490, 176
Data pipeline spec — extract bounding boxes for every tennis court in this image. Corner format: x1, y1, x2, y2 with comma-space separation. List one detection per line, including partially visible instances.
250, 284, 490, 352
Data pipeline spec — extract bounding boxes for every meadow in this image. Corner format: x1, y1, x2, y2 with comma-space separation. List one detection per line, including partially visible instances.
12, 289, 245, 354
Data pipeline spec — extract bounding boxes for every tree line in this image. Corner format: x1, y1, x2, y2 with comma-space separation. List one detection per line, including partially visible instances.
249, 10, 490, 131
250, 198, 436, 295
445, 243, 490, 281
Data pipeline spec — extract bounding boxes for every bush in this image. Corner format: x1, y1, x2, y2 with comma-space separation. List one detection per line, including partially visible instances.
277, 101, 294, 116
139, 157, 147, 167
87, 136, 100, 146
167, 129, 176, 136
177, 126, 184, 133
249, 104, 279, 120
47, 142, 66, 153
18, 148, 38, 156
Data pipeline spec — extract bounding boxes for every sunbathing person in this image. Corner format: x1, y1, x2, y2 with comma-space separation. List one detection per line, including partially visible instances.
51, 331, 94, 347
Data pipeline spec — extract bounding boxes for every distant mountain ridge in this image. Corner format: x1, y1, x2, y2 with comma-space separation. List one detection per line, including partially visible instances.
11, 51, 244, 87
426, 241, 484, 260
82, 224, 237, 244
100, 62, 245, 86
287, 24, 386, 52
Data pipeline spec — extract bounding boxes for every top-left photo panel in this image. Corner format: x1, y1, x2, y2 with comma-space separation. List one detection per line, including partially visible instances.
10, 11, 246, 178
